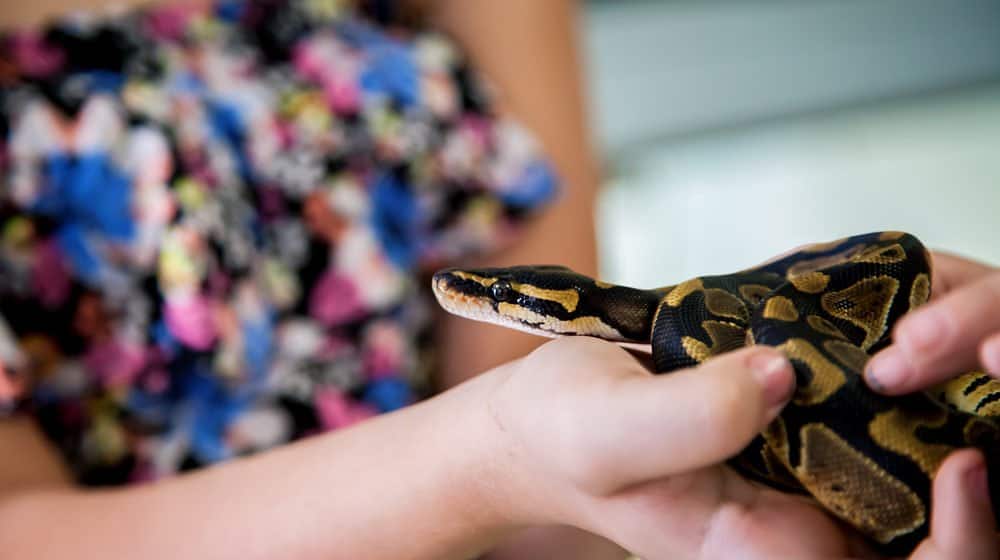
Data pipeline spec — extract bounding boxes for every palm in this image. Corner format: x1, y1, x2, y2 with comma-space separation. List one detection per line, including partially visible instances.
592, 466, 866, 559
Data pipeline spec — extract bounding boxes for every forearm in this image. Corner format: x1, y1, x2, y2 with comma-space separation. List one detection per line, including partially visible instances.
0, 374, 516, 560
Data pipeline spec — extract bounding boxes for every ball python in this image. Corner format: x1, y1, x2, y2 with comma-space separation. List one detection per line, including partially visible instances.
431, 231, 1000, 555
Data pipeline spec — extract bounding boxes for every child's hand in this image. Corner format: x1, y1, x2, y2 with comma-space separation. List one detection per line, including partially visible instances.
866, 251, 1000, 394
471, 337, 823, 557
482, 338, 793, 524
472, 337, 996, 558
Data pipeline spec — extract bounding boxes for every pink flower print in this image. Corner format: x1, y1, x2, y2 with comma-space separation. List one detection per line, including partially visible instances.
143, 4, 200, 41
292, 41, 326, 82
362, 321, 406, 379
0, 362, 24, 401
292, 37, 362, 114
309, 270, 367, 327
460, 116, 491, 154
84, 338, 147, 387
164, 294, 218, 351
142, 368, 170, 394
318, 334, 352, 361
206, 268, 232, 300
274, 121, 295, 150
323, 79, 361, 115
364, 347, 398, 379
129, 460, 156, 484
315, 388, 375, 430
9, 32, 65, 77
33, 238, 71, 308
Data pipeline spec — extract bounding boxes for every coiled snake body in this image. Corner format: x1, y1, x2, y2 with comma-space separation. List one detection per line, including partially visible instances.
432, 231, 1000, 554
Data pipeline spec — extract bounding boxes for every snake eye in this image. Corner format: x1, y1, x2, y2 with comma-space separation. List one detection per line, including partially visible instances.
490, 281, 514, 302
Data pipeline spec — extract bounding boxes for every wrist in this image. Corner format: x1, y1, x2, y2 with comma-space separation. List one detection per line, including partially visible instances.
422, 367, 531, 549
440, 360, 581, 532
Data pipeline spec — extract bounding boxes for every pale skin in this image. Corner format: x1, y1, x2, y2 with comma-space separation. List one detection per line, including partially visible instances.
0, 0, 616, 557
2, 337, 992, 559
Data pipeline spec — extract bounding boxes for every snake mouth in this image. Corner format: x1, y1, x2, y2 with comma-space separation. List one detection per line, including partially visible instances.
432, 274, 460, 312
433, 267, 651, 350
432, 269, 488, 317
432, 269, 563, 338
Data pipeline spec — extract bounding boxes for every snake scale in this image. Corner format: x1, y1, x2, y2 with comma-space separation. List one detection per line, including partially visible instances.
432, 231, 1000, 554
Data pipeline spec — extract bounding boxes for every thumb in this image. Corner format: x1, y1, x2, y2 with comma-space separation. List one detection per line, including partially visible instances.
583, 346, 795, 492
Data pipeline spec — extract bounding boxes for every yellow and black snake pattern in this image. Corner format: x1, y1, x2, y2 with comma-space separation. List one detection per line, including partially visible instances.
432, 231, 1000, 555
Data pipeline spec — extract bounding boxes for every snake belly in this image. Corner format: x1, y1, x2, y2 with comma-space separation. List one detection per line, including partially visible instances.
431, 231, 1000, 555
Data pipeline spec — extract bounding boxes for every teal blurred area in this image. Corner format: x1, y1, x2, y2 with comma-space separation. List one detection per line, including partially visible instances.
583, 0, 1000, 286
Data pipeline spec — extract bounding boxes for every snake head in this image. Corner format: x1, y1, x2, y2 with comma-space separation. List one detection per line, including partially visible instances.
432, 265, 653, 342
432, 265, 579, 322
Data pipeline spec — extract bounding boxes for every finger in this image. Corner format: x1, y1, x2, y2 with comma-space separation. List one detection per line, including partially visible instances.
583, 346, 795, 489
909, 449, 997, 560
930, 251, 996, 300
866, 272, 1000, 394
598, 469, 856, 560
979, 331, 1000, 377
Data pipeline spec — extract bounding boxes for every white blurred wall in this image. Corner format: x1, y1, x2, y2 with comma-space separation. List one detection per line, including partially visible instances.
585, 0, 1000, 154
584, 1, 1000, 287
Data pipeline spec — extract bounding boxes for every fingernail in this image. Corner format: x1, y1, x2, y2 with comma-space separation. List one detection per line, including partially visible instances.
750, 351, 795, 412
901, 308, 945, 351
866, 349, 912, 393
966, 457, 991, 507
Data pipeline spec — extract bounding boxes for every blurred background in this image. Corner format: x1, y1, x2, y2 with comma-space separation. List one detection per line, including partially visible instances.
583, 0, 1000, 287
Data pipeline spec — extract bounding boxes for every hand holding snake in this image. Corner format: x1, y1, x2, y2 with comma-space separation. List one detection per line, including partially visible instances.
461, 334, 993, 559
433, 232, 1000, 556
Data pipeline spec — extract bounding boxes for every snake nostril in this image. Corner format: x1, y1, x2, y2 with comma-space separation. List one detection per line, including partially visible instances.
432, 274, 451, 294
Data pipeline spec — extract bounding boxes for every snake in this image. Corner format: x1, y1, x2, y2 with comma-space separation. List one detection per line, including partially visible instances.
431, 231, 1000, 555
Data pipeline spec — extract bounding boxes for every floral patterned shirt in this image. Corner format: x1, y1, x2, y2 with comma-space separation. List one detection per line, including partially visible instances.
0, 0, 556, 485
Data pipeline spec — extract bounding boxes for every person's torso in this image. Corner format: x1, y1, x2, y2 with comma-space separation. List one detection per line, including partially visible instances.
0, 0, 556, 485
